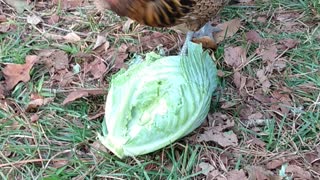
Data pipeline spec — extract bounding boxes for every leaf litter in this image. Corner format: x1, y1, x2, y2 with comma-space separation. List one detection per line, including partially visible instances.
0, 0, 319, 179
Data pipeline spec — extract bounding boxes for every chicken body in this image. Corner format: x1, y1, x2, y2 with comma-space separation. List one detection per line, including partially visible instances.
95, 0, 230, 53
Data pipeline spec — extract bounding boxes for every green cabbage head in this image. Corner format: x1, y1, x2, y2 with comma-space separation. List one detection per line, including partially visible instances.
98, 42, 218, 158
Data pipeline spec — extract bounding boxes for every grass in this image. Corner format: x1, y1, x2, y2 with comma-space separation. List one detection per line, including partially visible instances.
0, 0, 320, 179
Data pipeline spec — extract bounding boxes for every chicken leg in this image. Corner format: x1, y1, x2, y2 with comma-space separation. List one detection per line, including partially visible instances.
180, 22, 221, 56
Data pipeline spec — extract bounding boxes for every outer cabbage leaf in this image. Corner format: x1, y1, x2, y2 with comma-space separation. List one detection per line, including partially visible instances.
98, 42, 218, 158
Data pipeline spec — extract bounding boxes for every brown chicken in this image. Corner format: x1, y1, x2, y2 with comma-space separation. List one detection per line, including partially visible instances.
95, 0, 233, 54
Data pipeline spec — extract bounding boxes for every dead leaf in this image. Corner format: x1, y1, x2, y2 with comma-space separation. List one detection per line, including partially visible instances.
286, 165, 312, 179
0, 15, 7, 23
245, 166, 280, 180
198, 162, 215, 176
247, 137, 266, 148
25, 93, 54, 112
27, 15, 42, 25
52, 0, 84, 10
122, 19, 134, 33
248, 112, 263, 120
268, 58, 287, 72
43, 32, 65, 41
208, 112, 234, 130
64, 32, 81, 43
0, 83, 5, 99
279, 39, 299, 50
94, 0, 111, 11
233, 71, 247, 90
208, 170, 221, 180
62, 89, 106, 105
214, 18, 241, 43
198, 130, 238, 147
266, 159, 286, 170
246, 30, 263, 43
257, 16, 267, 23
224, 46, 247, 69
0, 23, 10, 33
270, 90, 292, 115
275, 12, 301, 22
84, 58, 107, 79
51, 69, 74, 87
256, 69, 271, 93
91, 140, 109, 153
30, 114, 39, 123
52, 160, 69, 168
39, 49, 69, 71
3, 55, 38, 90
227, 169, 247, 180
93, 35, 107, 50
257, 45, 277, 62
3, 0, 30, 13
237, 0, 253, 3
106, 44, 129, 70
47, 14, 60, 25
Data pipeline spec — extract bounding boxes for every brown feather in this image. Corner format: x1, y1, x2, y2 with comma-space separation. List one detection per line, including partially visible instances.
97, 0, 229, 31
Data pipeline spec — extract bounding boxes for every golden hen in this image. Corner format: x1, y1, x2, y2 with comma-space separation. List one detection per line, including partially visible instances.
95, 0, 233, 54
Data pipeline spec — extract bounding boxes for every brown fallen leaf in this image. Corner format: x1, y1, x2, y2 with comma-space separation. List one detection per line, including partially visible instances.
257, 45, 278, 62
279, 38, 299, 50
245, 166, 281, 180
286, 165, 312, 179
209, 112, 235, 130
256, 69, 271, 93
270, 90, 292, 115
275, 12, 301, 22
198, 130, 238, 147
122, 18, 134, 33
248, 112, 263, 120
52, 159, 69, 168
233, 71, 247, 91
198, 162, 215, 176
3, 55, 38, 90
51, 69, 75, 87
26, 98, 54, 112
63, 32, 81, 43
25, 93, 54, 112
208, 170, 222, 180
27, 14, 42, 25
247, 137, 266, 148
224, 46, 247, 69
92, 35, 107, 50
30, 114, 39, 123
246, 30, 263, 43
0, 83, 5, 99
62, 89, 106, 105
266, 159, 286, 170
52, 0, 84, 10
3, 0, 31, 13
227, 169, 247, 180
0, 15, 7, 23
84, 58, 107, 79
42, 33, 65, 41
91, 140, 109, 153
0, 23, 10, 33
39, 49, 69, 71
214, 18, 241, 43
106, 44, 129, 70
47, 14, 60, 25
